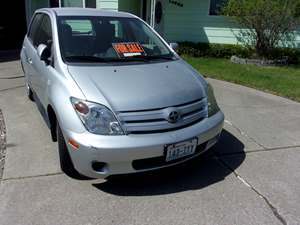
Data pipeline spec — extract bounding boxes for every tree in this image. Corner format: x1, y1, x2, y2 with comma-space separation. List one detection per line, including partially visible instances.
223, 0, 300, 57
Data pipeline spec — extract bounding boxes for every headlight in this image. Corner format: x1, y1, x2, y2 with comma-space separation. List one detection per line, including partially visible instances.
206, 83, 220, 117
71, 97, 124, 135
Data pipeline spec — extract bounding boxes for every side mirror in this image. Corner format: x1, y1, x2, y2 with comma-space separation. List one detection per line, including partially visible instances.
170, 42, 179, 51
37, 44, 51, 64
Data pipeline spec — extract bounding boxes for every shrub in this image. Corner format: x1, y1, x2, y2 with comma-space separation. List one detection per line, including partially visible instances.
222, 0, 300, 57
178, 42, 300, 64
178, 42, 252, 58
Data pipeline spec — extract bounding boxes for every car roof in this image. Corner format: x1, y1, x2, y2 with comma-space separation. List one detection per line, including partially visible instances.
38, 7, 136, 18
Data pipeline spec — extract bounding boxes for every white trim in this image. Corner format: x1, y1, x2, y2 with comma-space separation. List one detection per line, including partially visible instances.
82, 0, 86, 8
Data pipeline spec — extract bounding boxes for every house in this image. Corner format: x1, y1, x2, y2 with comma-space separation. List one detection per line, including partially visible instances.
1, 0, 299, 50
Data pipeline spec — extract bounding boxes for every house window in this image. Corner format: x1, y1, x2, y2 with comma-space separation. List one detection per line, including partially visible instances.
85, 0, 96, 8
50, 0, 59, 7
209, 0, 227, 15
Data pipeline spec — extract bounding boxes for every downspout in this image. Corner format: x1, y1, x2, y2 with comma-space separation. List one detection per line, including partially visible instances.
25, 0, 32, 28
150, 0, 156, 28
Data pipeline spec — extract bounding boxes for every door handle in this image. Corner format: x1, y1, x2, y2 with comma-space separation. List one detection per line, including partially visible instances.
27, 58, 33, 64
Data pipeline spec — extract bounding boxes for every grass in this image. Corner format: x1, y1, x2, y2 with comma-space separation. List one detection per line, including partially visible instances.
183, 56, 300, 102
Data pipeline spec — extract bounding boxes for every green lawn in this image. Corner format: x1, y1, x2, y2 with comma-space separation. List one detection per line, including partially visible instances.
184, 56, 300, 102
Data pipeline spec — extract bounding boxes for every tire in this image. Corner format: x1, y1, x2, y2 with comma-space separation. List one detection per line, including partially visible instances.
57, 123, 80, 178
25, 82, 34, 102
57, 123, 93, 180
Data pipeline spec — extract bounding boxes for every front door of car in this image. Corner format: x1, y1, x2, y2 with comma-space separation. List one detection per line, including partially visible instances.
28, 13, 54, 110
23, 13, 43, 96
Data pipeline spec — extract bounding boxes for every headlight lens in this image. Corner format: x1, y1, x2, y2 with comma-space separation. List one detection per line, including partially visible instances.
71, 98, 124, 135
206, 83, 220, 117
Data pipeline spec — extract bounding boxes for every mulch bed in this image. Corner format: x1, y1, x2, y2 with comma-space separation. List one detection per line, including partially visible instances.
0, 109, 6, 179
231, 55, 289, 66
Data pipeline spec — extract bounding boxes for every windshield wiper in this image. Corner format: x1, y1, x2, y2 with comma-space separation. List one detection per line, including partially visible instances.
65, 55, 147, 63
129, 55, 176, 61
65, 55, 108, 63
65, 55, 175, 63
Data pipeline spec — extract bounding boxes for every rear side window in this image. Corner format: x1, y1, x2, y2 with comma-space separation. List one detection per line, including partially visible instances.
28, 13, 43, 42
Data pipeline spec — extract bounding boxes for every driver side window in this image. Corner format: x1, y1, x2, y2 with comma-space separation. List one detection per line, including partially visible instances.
28, 13, 43, 45
30, 14, 53, 48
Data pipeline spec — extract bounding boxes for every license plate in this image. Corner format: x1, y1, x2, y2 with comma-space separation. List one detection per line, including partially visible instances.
165, 138, 198, 162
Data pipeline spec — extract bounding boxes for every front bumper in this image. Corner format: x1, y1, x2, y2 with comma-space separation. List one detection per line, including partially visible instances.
63, 111, 224, 179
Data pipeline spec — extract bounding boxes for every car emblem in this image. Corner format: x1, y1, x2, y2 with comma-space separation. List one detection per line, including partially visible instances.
168, 111, 180, 123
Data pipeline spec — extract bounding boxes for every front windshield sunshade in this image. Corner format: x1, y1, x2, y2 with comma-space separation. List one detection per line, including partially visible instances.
57, 16, 174, 63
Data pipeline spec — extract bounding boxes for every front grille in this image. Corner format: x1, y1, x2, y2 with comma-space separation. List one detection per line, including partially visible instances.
132, 142, 208, 170
117, 98, 208, 134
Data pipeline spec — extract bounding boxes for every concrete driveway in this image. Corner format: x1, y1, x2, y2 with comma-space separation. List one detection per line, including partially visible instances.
0, 60, 300, 225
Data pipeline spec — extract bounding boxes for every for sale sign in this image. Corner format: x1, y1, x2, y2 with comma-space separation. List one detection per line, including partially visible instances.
113, 42, 146, 57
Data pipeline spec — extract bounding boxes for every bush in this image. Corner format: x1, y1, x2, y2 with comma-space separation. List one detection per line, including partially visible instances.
178, 42, 300, 64
222, 0, 300, 57
264, 48, 300, 64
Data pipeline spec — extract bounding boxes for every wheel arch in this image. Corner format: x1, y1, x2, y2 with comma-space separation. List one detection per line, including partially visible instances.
47, 104, 57, 142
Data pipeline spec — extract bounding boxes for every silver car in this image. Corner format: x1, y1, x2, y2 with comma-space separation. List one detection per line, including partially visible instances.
20, 8, 224, 179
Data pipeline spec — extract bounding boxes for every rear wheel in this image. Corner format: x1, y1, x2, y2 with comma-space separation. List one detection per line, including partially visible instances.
25, 82, 34, 101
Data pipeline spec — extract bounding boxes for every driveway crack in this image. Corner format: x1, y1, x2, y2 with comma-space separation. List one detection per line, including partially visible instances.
225, 119, 266, 149
1, 172, 64, 182
215, 155, 287, 225
0, 75, 24, 79
0, 85, 25, 93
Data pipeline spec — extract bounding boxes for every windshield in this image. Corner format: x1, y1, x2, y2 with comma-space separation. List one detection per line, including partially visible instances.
57, 16, 175, 63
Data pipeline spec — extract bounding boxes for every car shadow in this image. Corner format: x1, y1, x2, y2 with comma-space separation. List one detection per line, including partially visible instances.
92, 129, 246, 196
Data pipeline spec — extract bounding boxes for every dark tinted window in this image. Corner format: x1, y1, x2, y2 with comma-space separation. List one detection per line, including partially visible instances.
209, 0, 228, 15
85, 0, 96, 8
28, 13, 43, 42
50, 0, 59, 7
34, 15, 53, 47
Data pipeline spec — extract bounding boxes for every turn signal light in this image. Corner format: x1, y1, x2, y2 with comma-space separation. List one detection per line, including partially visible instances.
68, 139, 80, 150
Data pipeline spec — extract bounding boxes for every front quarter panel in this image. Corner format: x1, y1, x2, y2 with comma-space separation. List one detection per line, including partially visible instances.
41, 9, 86, 134
46, 66, 86, 134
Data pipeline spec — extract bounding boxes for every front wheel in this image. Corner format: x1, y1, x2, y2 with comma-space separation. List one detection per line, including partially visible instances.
57, 123, 79, 177
57, 123, 92, 180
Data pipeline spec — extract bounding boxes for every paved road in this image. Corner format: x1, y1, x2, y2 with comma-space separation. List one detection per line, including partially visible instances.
0, 60, 300, 225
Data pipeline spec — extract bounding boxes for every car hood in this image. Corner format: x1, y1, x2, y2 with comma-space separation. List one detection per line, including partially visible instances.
67, 59, 207, 112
